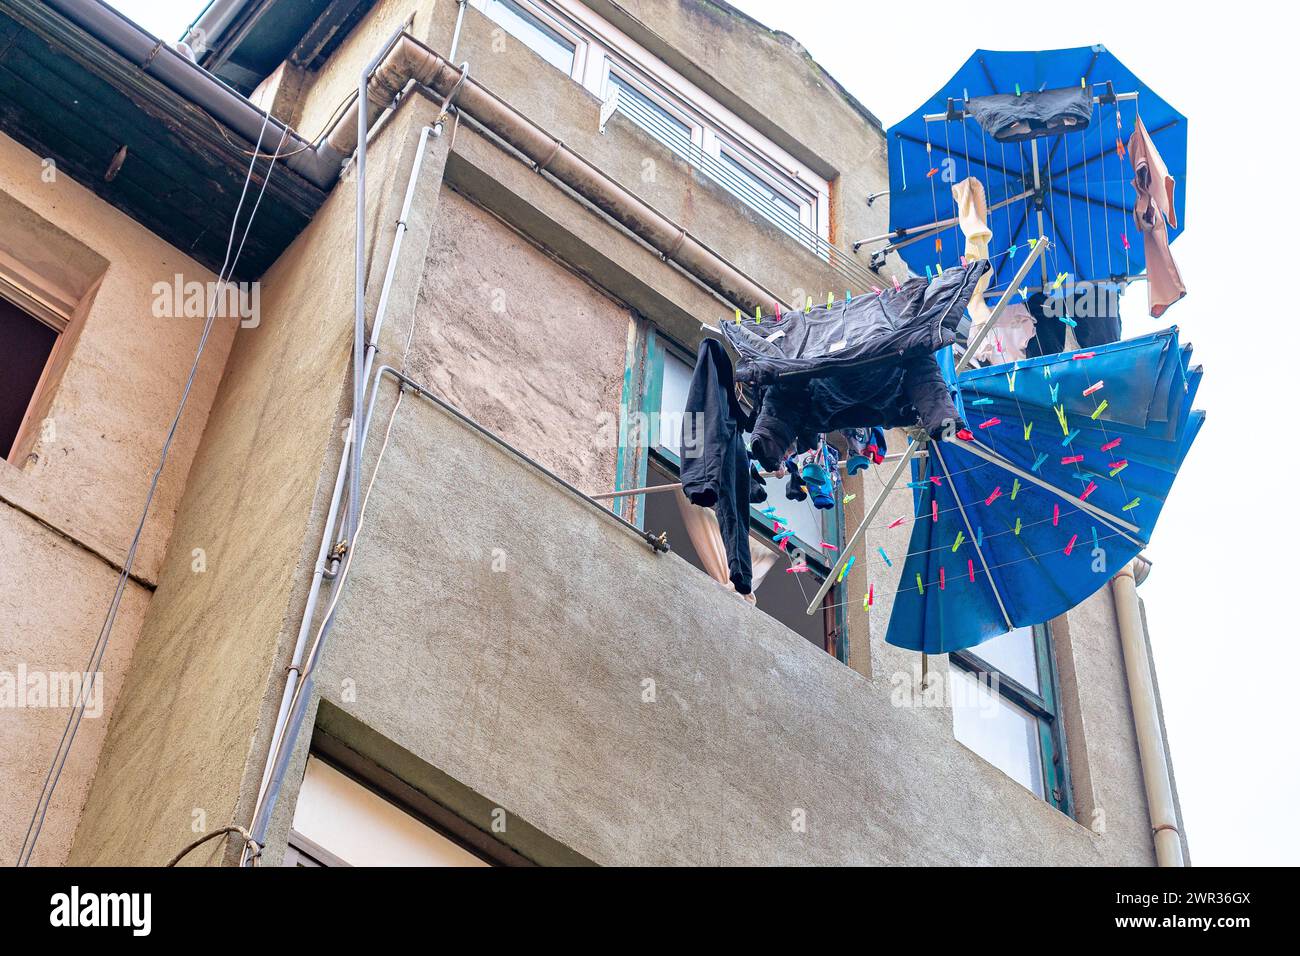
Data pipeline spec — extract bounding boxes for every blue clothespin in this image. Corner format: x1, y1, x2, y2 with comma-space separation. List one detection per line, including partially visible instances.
969, 397, 993, 406
925, 265, 933, 281
1031, 452, 1048, 473
975, 527, 984, 549
877, 547, 892, 568
1049, 383, 1060, 402
1061, 428, 1080, 446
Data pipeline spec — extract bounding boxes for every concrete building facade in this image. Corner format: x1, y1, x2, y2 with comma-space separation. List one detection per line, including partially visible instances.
0, 0, 1187, 866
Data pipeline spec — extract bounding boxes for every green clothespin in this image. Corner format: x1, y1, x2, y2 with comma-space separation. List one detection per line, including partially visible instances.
805, 296, 812, 313
734, 308, 742, 324
1015, 82, 1021, 96
826, 291, 834, 307
755, 305, 762, 324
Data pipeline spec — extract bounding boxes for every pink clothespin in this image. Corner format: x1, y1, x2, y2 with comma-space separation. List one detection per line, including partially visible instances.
940, 567, 946, 590
930, 476, 943, 486
978, 417, 1001, 429
1101, 437, 1122, 452
931, 501, 938, 522
1052, 503, 1060, 527
1064, 533, 1078, 556
888, 516, 907, 529
967, 559, 975, 582
1080, 480, 1097, 501
1061, 454, 1084, 465
1082, 381, 1104, 397
984, 487, 1002, 506
1072, 352, 1095, 361
892, 275, 902, 291
819, 542, 838, 551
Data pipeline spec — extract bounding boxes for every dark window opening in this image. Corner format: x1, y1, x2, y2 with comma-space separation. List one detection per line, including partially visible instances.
0, 296, 58, 460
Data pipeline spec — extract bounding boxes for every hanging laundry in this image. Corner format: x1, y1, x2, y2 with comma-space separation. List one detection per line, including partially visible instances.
952, 177, 996, 349
724, 260, 990, 469
844, 426, 887, 475
1128, 115, 1186, 318
970, 302, 1038, 365
1023, 283, 1122, 357
965, 86, 1094, 143
680, 339, 759, 594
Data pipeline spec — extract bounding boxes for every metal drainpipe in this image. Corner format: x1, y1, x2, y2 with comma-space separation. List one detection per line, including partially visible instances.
448, 0, 468, 63
244, 122, 443, 863
1111, 559, 1185, 867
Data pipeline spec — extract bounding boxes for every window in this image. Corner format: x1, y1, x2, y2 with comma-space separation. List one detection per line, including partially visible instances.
477, 0, 581, 77
470, 0, 830, 244
289, 756, 493, 867
628, 329, 848, 658
949, 624, 1072, 813
0, 293, 61, 462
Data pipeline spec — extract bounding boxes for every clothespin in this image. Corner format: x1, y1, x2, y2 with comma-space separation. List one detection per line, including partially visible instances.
978, 417, 1001, 429
935, 236, 943, 254
845, 290, 852, 302
1090, 400, 1109, 420
1062, 428, 1080, 445
951, 531, 965, 552
968, 559, 975, 582
865, 584, 874, 609
819, 541, 838, 551
1018, 285, 1029, 300
1101, 437, 1122, 452
1053, 272, 1068, 290
1122, 497, 1140, 512
1014, 517, 1022, 536
1109, 460, 1128, 477
1072, 352, 1095, 361
1007, 368, 1017, 392
755, 305, 762, 324
878, 547, 892, 567
888, 516, 906, 529
1083, 381, 1104, 397
1054, 404, 1069, 434
1080, 480, 1097, 501
969, 397, 993, 406
774, 300, 782, 320
930, 476, 943, 486
975, 527, 984, 548
827, 291, 834, 308
940, 567, 946, 590
805, 296, 812, 313
1011, 478, 1022, 501
786, 564, 809, 574
1049, 382, 1060, 403
873, 286, 884, 296
1052, 503, 1060, 527
892, 275, 902, 291
1091, 526, 1100, 550
916, 573, 925, 595
1121, 232, 1130, 250
1010, 243, 1019, 258
843, 493, 857, 504
1023, 422, 1033, 441
1028, 238, 1038, 250
960, 255, 968, 267
1060, 315, 1078, 328
926, 167, 939, 178
931, 501, 938, 522
956, 428, 974, 442
734, 308, 742, 323
1064, 533, 1078, 556
1115, 137, 1126, 159
837, 555, 855, 583
984, 487, 1002, 506
926, 265, 933, 281
1081, 77, 1087, 89
1015, 82, 1021, 96
1062, 454, 1083, 465
1031, 452, 1048, 472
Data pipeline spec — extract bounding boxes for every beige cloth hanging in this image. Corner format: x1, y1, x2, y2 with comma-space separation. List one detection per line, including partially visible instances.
1127, 115, 1185, 318
674, 490, 777, 603
952, 177, 996, 343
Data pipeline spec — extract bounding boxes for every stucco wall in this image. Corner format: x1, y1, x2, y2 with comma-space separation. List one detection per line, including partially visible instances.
284, 385, 1152, 865
0, 131, 232, 865
407, 188, 628, 489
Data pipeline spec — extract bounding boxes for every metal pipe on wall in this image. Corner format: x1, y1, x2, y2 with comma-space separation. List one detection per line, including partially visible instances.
1111, 560, 1185, 866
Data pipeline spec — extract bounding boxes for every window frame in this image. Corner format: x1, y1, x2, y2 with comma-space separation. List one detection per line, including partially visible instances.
473, 0, 588, 81
950, 622, 1074, 815
0, 282, 68, 465
620, 322, 851, 661
472, 0, 831, 241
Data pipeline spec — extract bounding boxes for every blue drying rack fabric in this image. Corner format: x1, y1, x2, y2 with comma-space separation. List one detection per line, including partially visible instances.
886, 328, 1203, 654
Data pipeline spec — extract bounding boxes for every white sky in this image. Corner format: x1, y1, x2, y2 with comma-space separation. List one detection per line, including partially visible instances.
107, 0, 1295, 865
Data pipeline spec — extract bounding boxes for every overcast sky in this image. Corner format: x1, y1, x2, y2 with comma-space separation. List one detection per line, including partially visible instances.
106, 0, 1295, 865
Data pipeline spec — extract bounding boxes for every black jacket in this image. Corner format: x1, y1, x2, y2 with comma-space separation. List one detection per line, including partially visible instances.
680, 339, 757, 594
722, 261, 987, 469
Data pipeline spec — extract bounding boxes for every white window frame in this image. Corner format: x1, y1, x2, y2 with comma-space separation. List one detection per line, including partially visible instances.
470, 0, 831, 241
471, 0, 589, 82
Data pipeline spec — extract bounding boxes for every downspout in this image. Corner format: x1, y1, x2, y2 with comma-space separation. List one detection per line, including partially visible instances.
1111, 558, 1185, 867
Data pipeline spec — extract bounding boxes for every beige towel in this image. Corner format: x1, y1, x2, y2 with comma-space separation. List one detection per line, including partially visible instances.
1127, 116, 1185, 317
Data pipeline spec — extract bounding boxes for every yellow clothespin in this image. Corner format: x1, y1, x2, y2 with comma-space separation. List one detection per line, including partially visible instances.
755, 305, 762, 324
805, 296, 812, 313
826, 291, 834, 308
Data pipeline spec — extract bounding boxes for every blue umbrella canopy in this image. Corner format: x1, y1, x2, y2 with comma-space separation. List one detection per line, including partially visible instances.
881, 46, 1187, 300
884, 327, 1202, 655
